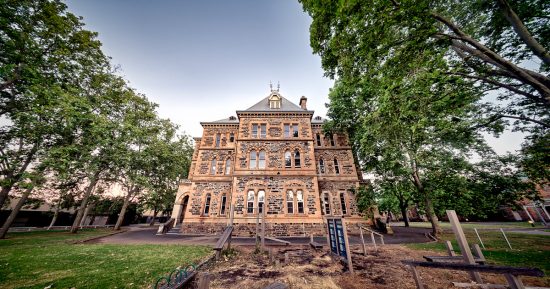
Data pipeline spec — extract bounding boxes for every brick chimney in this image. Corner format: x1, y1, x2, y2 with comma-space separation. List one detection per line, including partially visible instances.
299, 96, 307, 110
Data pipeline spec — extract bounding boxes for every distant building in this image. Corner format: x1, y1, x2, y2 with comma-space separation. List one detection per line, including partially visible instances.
171, 87, 367, 236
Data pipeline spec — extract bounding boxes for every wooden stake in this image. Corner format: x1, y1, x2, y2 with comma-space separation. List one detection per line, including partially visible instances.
447, 210, 483, 283
197, 272, 211, 289
409, 265, 425, 289
359, 226, 367, 256
261, 203, 266, 250
474, 228, 486, 249
445, 241, 456, 256
229, 203, 235, 226
472, 244, 485, 263
370, 232, 377, 250
284, 253, 289, 265
500, 228, 512, 250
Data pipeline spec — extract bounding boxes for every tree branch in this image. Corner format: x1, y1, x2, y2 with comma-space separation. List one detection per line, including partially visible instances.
496, 0, 550, 65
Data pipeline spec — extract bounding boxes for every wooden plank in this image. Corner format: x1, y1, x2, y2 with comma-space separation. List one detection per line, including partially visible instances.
265, 236, 290, 245
197, 272, 211, 289
263, 282, 288, 289
472, 244, 486, 263
423, 255, 484, 263
309, 241, 323, 249
401, 261, 545, 277
447, 210, 483, 283
504, 273, 525, 289
341, 218, 354, 274
445, 241, 457, 256
452, 283, 549, 289
408, 265, 425, 289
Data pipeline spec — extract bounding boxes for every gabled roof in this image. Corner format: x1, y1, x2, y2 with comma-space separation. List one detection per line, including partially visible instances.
240, 95, 306, 112
311, 115, 327, 124
200, 116, 239, 125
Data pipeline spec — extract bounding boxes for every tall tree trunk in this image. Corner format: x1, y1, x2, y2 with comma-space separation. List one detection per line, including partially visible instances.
47, 202, 61, 230
400, 203, 410, 227
79, 204, 92, 227
70, 171, 100, 233
114, 189, 133, 231
0, 187, 33, 239
411, 168, 441, 236
0, 186, 12, 210
149, 208, 158, 226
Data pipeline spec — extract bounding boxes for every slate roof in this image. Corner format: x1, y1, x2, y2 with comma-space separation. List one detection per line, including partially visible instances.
239, 95, 308, 112
311, 115, 327, 124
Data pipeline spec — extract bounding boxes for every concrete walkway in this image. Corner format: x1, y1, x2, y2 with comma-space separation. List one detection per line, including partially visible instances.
88, 225, 432, 245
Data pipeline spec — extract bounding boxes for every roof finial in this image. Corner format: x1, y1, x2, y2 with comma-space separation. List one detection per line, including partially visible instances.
277, 81, 280, 92
269, 81, 273, 91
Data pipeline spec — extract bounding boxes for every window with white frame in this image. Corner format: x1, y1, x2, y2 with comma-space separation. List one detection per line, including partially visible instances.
297, 190, 304, 214
258, 190, 265, 213
220, 194, 227, 215
225, 159, 231, 174
249, 150, 257, 169
210, 158, 216, 175
247, 190, 255, 214
204, 193, 211, 215
340, 192, 347, 215
287, 190, 294, 214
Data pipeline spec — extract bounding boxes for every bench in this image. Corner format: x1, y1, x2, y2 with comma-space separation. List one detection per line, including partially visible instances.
309, 234, 323, 249
402, 260, 545, 289
213, 226, 233, 259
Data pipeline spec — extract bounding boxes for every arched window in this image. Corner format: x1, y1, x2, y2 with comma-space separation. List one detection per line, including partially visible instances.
323, 192, 331, 215
319, 158, 325, 174
294, 150, 301, 168
229, 133, 234, 142
316, 133, 321, 146
210, 158, 216, 175
285, 151, 292, 168
249, 150, 257, 169
215, 133, 221, 148
258, 190, 265, 214
220, 193, 227, 215
297, 190, 304, 214
258, 150, 266, 169
225, 159, 231, 175
204, 193, 211, 215
330, 134, 335, 146
334, 158, 340, 174
247, 190, 255, 214
287, 190, 294, 214
340, 192, 347, 215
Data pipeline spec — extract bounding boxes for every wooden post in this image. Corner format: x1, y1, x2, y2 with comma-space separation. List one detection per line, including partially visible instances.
197, 272, 211, 289
446, 210, 483, 284
229, 203, 235, 226
500, 228, 512, 250
522, 206, 535, 224
269, 248, 274, 264
408, 265, 425, 289
359, 226, 367, 256
261, 203, 266, 250
472, 244, 485, 263
504, 274, 525, 289
474, 228, 485, 249
370, 232, 377, 250
341, 218, 354, 274
284, 253, 289, 265
380, 235, 385, 245
445, 241, 456, 256
255, 206, 260, 249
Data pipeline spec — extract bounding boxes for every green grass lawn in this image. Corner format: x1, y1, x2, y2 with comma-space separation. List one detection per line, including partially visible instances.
0, 229, 211, 289
392, 221, 545, 229
406, 229, 550, 277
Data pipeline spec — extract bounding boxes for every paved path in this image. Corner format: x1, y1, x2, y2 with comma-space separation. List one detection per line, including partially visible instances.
88, 225, 432, 245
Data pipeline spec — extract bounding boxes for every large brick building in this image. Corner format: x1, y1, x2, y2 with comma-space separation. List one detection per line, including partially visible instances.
170, 88, 367, 236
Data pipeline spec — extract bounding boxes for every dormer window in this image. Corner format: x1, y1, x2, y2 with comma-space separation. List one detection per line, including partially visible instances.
269, 94, 281, 109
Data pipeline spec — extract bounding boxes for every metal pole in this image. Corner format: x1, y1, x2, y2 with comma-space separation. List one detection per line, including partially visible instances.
474, 228, 486, 249
500, 228, 512, 250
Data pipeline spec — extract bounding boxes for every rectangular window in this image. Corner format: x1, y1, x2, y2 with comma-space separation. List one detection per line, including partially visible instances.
215, 134, 220, 148
210, 159, 216, 175
297, 190, 304, 214
260, 124, 266, 138
287, 190, 294, 214
220, 195, 227, 215
247, 190, 255, 214
292, 124, 299, 137
258, 190, 265, 214
284, 124, 290, 138
252, 124, 258, 138
316, 134, 321, 146
340, 192, 347, 215
323, 193, 331, 215
258, 151, 266, 169
250, 151, 257, 169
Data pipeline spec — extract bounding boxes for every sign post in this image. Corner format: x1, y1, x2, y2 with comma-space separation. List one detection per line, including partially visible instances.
325, 216, 353, 273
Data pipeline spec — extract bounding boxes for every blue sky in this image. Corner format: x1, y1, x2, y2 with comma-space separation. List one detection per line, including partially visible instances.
63, 0, 523, 155
64, 0, 332, 137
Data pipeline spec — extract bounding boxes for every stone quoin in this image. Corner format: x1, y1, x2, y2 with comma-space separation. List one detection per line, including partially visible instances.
170, 87, 368, 236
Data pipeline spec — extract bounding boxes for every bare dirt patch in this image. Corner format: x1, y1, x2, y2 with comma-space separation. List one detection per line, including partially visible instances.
198, 244, 549, 289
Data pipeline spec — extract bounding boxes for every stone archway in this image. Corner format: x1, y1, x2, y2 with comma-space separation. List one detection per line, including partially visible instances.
178, 195, 189, 224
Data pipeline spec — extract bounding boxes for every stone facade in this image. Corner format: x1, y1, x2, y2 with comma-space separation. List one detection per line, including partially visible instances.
171, 89, 367, 236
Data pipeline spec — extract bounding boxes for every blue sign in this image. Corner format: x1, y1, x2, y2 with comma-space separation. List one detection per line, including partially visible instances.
326, 218, 348, 259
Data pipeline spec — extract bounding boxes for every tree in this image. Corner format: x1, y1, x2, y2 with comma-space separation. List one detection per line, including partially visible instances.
0, 0, 109, 209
